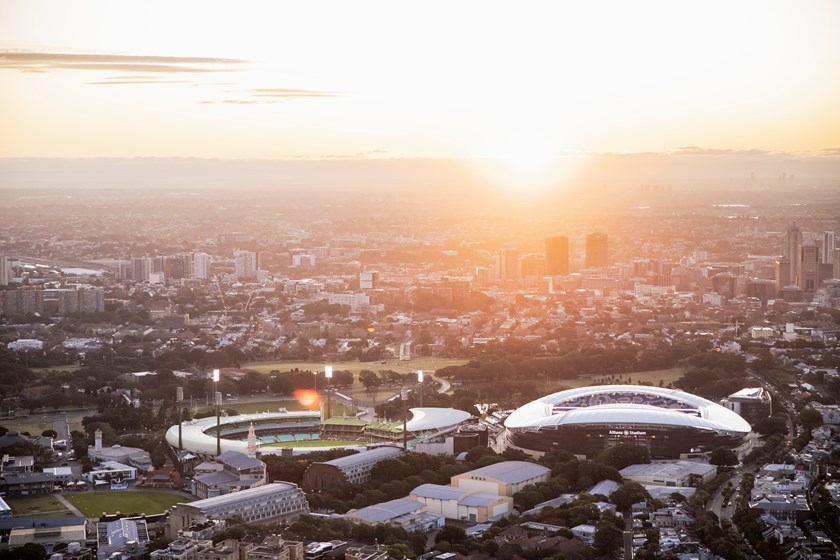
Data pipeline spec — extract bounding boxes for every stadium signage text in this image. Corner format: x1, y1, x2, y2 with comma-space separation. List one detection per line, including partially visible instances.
608, 429, 647, 437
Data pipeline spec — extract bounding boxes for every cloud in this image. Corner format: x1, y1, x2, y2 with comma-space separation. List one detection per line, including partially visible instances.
87, 79, 193, 85
252, 88, 339, 98
668, 146, 774, 156
0, 51, 246, 74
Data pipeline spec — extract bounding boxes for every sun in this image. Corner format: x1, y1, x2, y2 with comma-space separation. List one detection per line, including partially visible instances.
494, 136, 559, 176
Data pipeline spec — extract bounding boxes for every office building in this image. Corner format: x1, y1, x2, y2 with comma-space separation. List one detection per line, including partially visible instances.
801, 239, 820, 295
497, 248, 519, 281
234, 250, 259, 280
132, 257, 151, 283
782, 223, 803, 287
194, 253, 211, 280
0, 256, 11, 286
823, 231, 836, 264
584, 233, 608, 269
545, 236, 569, 276
359, 271, 379, 290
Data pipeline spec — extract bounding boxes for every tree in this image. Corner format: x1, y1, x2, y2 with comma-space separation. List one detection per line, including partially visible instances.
595, 443, 651, 470
594, 521, 623, 555
611, 481, 651, 512
709, 447, 738, 467
435, 525, 466, 545
41, 429, 58, 438
359, 370, 380, 391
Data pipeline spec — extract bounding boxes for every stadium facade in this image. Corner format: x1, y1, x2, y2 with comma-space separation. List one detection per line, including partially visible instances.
504, 385, 752, 459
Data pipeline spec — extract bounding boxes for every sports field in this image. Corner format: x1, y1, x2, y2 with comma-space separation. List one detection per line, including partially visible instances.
241, 358, 468, 375
261, 439, 363, 448
201, 400, 355, 416
66, 491, 191, 517
6, 494, 69, 517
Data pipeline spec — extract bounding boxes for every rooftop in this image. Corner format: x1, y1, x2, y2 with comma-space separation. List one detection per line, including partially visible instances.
620, 461, 717, 479
345, 497, 424, 523
458, 461, 550, 484
321, 446, 403, 469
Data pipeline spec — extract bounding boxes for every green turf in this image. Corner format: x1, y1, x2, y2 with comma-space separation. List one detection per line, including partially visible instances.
32, 365, 81, 374
65, 491, 191, 517
241, 358, 468, 376
260, 439, 363, 448
6, 494, 70, 517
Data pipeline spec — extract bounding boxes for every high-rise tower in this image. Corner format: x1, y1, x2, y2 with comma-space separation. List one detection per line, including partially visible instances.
782, 223, 803, 287
585, 233, 608, 269
823, 231, 837, 264
545, 236, 569, 276
497, 248, 519, 281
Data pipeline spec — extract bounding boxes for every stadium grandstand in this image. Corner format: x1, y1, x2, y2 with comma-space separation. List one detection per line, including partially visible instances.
504, 385, 751, 459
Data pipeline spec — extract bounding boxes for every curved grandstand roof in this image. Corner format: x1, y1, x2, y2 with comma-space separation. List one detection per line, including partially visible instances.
504, 385, 751, 435
165, 410, 330, 456
405, 407, 471, 432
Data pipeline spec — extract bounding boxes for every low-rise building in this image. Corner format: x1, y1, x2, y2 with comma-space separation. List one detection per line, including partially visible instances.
620, 461, 717, 487
4, 516, 88, 552
84, 461, 138, 483
96, 517, 151, 560
344, 496, 444, 532
410, 483, 511, 523
450, 461, 550, 497
1, 471, 57, 495
192, 451, 266, 498
150, 537, 213, 560
168, 483, 309, 536
570, 524, 596, 545
301, 446, 403, 492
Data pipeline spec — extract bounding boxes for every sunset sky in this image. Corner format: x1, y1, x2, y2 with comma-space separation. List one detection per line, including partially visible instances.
2, 1, 839, 173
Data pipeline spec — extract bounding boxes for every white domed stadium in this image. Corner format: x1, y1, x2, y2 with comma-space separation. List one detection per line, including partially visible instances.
504, 385, 751, 459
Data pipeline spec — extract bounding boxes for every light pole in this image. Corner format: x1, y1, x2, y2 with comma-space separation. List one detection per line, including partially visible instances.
325, 365, 333, 420
417, 370, 424, 408
176, 386, 184, 451
212, 369, 221, 456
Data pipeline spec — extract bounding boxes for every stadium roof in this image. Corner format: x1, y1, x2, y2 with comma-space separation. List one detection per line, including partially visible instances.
164, 410, 322, 456
458, 461, 550, 484
405, 408, 471, 432
504, 385, 751, 435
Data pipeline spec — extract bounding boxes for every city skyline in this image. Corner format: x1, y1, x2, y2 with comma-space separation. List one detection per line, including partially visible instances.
2, 1, 840, 193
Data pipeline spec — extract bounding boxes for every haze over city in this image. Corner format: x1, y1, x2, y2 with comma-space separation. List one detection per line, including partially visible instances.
3, 3, 840, 560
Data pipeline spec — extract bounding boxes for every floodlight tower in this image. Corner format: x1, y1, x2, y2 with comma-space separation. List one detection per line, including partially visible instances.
176, 386, 184, 450
325, 365, 333, 420
417, 370, 424, 408
212, 369, 221, 455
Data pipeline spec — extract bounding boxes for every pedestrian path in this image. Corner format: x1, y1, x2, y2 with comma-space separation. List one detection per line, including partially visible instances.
54, 493, 86, 518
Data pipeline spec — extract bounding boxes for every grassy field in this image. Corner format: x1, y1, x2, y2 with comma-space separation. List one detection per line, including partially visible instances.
242, 358, 469, 375
565, 366, 687, 389
0, 418, 56, 435
32, 365, 81, 374
66, 491, 191, 517
0, 411, 87, 435
460, 366, 688, 396
261, 439, 362, 448
199, 400, 355, 416
6, 494, 70, 517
